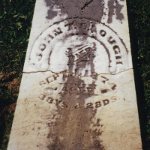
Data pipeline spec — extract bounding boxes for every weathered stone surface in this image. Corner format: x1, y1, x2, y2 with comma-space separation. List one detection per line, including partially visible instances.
8, 0, 142, 150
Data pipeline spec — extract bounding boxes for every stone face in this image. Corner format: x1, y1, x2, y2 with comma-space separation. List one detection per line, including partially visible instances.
8, 0, 142, 150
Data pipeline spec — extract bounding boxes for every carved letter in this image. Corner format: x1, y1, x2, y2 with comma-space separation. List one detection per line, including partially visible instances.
39, 81, 46, 86
39, 44, 46, 51
103, 99, 109, 106
47, 97, 53, 104
95, 101, 101, 108
53, 27, 63, 36
86, 103, 93, 108
113, 45, 120, 54
39, 94, 46, 100
36, 53, 42, 61
108, 36, 116, 44
100, 30, 106, 37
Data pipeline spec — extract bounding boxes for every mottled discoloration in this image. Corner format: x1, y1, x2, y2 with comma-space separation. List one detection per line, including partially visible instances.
45, 0, 104, 22
47, 75, 104, 150
46, 40, 105, 149
45, 0, 124, 23
28, 14, 129, 148
7, 0, 143, 149
107, 0, 124, 23
27, 16, 129, 149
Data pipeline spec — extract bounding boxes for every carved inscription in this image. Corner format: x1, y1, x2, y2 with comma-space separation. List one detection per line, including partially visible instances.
37, 71, 120, 149
29, 19, 129, 74
28, 17, 128, 150
7, 0, 143, 149
86, 97, 117, 109
39, 73, 118, 109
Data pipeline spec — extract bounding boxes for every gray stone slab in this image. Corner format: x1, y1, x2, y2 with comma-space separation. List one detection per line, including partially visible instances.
8, 0, 142, 149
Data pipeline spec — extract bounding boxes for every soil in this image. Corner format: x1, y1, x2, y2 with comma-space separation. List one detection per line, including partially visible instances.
0, 72, 21, 150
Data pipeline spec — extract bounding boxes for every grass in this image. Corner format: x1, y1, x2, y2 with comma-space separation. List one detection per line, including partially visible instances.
128, 0, 150, 148
0, 0, 150, 149
0, 0, 36, 149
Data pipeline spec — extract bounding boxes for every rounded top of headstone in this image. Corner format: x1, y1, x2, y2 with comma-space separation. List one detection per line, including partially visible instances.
25, 18, 129, 75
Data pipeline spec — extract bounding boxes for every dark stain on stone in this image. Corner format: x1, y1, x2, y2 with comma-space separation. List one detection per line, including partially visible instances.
115, 1, 124, 21
45, 0, 104, 22
47, 136, 65, 150
67, 48, 75, 73
45, 0, 124, 24
107, 0, 124, 24
47, 40, 104, 149
93, 119, 101, 127
47, 75, 104, 150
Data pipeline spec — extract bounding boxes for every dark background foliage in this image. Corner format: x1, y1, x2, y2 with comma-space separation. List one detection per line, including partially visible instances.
127, 0, 150, 149
0, 0, 36, 149
0, 0, 150, 149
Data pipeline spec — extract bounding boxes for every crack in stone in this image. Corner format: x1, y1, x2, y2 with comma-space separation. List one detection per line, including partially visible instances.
81, 0, 94, 10
23, 68, 133, 75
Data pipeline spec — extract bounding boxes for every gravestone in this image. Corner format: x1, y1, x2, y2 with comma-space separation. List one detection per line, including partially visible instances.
8, 0, 142, 149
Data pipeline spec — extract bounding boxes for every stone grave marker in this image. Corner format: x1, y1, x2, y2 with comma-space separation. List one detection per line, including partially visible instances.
8, 0, 142, 149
